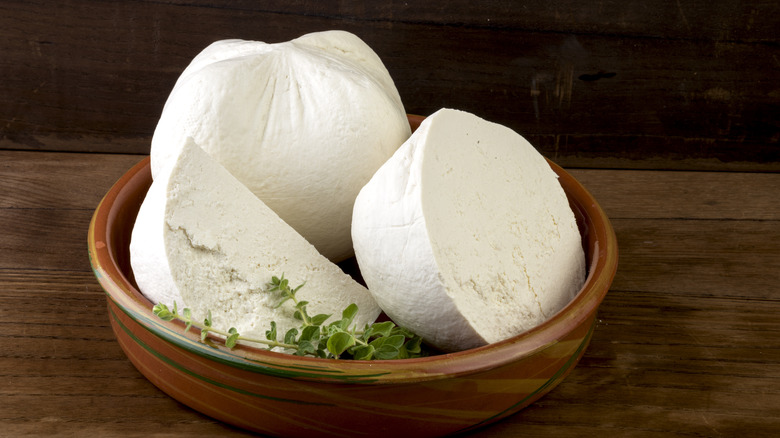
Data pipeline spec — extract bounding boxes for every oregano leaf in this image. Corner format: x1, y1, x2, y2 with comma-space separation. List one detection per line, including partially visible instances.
404, 336, 423, 355
339, 303, 358, 329
265, 321, 277, 341
327, 332, 356, 358
296, 326, 320, 356
152, 303, 174, 321
352, 345, 376, 361
284, 328, 299, 344
364, 321, 395, 339
296, 339, 318, 356
370, 334, 406, 360
226, 327, 240, 348
310, 313, 331, 326
373, 344, 400, 360
300, 325, 320, 342
182, 308, 193, 332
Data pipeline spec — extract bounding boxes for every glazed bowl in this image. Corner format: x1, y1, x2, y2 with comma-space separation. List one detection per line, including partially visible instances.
88, 115, 618, 438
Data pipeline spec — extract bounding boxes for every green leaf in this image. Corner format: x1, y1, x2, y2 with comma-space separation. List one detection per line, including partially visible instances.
340, 303, 358, 328
310, 313, 331, 327
284, 328, 299, 344
226, 327, 240, 348
200, 328, 209, 342
204, 310, 213, 328
363, 321, 395, 339
295, 325, 321, 356
327, 332, 356, 358
152, 303, 174, 321
326, 323, 344, 337
351, 345, 375, 361
296, 340, 318, 356
293, 301, 310, 321
182, 308, 193, 332
299, 325, 320, 342
274, 295, 293, 308
291, 281, 306, 295
370, 334, 406, 360
265, 321, 277, 341
404, 336, 423, 355
393, 325, 418, 339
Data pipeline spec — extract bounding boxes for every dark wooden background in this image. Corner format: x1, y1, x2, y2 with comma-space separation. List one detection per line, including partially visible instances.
2, 0, 778, 171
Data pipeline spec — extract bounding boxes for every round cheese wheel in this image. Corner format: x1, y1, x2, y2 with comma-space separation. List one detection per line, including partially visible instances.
150, 30, 410, 262
352, 109, 586, 352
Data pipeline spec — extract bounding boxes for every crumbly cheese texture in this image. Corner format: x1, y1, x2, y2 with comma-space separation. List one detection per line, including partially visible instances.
130, 139, 381, 341
352, 108, 586, 352
150, 30, 410, 262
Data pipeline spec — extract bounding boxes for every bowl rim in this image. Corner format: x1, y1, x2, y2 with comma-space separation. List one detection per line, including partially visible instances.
88, 119, 618, 385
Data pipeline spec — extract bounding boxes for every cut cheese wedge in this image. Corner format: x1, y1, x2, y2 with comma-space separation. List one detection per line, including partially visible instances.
352, 108, 586, 352
130, 139, 381, 343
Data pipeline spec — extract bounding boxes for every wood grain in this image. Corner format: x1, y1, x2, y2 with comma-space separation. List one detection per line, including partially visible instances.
1, 1, 778, 170
0, 270, 250, 437
1, 150, 778, 436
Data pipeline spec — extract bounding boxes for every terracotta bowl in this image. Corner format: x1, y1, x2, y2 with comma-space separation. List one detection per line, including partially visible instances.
88, 115, 618, 438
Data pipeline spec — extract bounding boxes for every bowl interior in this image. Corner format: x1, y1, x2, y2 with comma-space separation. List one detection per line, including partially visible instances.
88, 117, 618, 382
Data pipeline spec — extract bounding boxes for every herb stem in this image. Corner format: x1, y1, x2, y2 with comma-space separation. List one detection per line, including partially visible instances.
202, 324, 298, 351
152, 302, 298, 350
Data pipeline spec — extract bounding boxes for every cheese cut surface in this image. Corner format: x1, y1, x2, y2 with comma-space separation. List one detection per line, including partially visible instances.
150, 30, 410, 262
130, 139, 381, 341
352, 108, 586, 352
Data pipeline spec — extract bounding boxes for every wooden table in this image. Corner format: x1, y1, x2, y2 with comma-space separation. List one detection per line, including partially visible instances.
2, 148, 778, 436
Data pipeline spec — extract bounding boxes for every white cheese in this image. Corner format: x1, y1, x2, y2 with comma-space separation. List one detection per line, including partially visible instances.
150, 30, 411, 262
352, 108, 586, 352
130, 139, 381, 342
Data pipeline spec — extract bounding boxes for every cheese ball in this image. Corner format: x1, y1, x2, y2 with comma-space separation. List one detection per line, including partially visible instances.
151, 30, 410, 262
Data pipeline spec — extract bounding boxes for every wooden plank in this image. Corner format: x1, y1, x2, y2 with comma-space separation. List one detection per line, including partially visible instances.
1, 1, 777, 170
610, 218, 780, 300
568, 168, 780, 220
0, 151, 143, 209
0, 208, 96, 272
98, 0, 780, 43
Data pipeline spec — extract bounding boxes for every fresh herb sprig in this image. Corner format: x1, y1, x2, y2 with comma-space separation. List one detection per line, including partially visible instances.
152, 274, 425, 360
